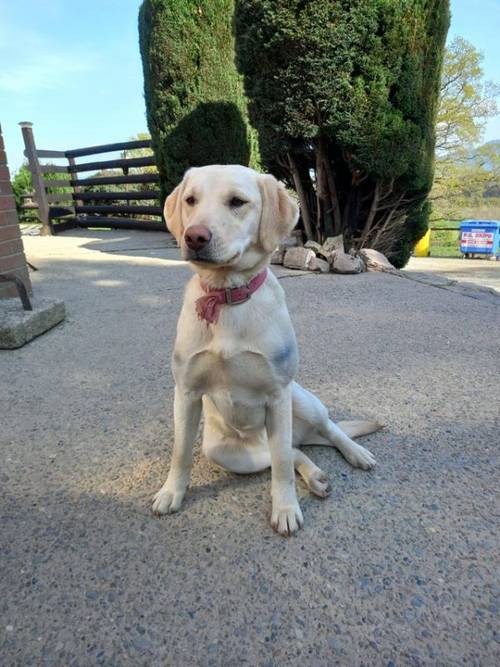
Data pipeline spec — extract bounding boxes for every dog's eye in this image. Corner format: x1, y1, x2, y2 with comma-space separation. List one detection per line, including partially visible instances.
229, 196, 247, 208
185, 196, 196, 206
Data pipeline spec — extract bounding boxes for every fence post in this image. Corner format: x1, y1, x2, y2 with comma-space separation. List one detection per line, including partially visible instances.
19, 122, 51, 235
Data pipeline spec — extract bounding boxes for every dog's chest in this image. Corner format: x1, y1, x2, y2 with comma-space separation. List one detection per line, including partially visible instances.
182, 349, 282, 395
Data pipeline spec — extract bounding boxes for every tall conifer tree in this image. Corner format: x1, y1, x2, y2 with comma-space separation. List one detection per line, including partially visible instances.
139, 0, 259, 197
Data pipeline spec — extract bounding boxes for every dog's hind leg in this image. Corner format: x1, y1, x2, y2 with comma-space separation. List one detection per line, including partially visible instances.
291, 382, 381, 470
202, 424, 330, 498
293, 449, 330, 497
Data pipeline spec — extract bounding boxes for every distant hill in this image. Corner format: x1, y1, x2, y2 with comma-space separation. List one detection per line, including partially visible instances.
454, 140, 500, 176
482, 139, 500, 154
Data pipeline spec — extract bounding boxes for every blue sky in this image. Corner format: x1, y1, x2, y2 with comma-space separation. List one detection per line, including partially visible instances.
1, 0, 499, 174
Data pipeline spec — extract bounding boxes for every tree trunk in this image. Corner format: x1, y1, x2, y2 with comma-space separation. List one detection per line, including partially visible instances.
316, 136, 342, 238
315, 148, 331, 240
342, 184, 361, 248
287, 153, 314, 240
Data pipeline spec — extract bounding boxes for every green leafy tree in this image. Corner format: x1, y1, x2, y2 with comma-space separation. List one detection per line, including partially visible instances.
235, 0, 450, 267
138, 0, 259, 198
431, 38, 500, 222
436, 37, 499, 155
431, 142, 500, 221
11, 164, 32, 217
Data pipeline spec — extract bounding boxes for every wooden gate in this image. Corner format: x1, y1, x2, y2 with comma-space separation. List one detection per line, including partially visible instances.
20, 122, 164, 235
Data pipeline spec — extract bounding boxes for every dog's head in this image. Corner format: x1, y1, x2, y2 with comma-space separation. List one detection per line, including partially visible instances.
164, 165, 299, 270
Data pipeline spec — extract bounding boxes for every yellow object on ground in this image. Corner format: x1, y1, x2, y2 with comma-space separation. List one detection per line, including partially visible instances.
414, 229, 431, 257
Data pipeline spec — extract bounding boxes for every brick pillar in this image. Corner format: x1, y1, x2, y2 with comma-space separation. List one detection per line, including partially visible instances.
0, 123, 33, 300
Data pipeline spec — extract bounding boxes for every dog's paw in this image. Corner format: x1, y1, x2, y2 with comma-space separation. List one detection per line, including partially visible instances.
307, 469, 331, 498
271, 501, 304, 537
345, 443, 376, 470
151, 485, 186, 516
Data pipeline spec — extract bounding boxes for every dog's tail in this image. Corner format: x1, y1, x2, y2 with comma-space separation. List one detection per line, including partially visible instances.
336, 420, 384, 438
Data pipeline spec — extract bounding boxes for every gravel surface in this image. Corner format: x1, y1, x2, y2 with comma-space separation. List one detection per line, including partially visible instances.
1, 230, 499, 666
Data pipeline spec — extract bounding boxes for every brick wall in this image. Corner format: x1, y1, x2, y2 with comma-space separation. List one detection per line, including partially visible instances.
0, 123, 32, 299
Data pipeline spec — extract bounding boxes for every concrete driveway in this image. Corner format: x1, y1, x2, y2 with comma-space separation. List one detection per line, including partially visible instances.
1, 230, 498, 666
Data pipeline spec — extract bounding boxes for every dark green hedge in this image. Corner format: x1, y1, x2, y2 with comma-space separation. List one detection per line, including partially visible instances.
235, 0, 450, 267
139, 0, 259, 199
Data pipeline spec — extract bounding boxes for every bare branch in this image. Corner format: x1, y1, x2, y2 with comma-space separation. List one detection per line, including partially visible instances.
357, 182, 381, 249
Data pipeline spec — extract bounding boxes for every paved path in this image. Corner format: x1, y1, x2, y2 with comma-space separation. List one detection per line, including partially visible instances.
406, 256, 500, 292
1, 230, 499, 666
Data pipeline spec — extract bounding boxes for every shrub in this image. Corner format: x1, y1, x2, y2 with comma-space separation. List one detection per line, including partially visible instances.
11, 165, 32, 217
235, 0, 450, 267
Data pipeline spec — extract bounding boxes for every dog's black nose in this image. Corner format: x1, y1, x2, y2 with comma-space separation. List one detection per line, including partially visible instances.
184, 225, 212, 251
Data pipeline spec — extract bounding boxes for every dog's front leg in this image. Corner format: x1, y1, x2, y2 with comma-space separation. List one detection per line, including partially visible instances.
266, 385, 303, 536
152, 386, 202, 515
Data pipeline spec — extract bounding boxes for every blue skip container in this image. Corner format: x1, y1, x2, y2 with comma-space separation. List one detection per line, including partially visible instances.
459, 220, 500, 259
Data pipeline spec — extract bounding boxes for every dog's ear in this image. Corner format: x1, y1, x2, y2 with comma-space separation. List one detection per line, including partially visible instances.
164, 180, 186, 243
258, 174, 299, 253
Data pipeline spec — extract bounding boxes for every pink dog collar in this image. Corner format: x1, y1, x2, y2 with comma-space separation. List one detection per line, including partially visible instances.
196, 269, 268, 324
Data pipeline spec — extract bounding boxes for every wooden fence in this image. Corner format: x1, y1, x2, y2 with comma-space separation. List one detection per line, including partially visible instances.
20, 122, 164, 235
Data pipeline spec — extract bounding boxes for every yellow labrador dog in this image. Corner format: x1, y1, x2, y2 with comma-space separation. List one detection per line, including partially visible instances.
153, 165, 381, 536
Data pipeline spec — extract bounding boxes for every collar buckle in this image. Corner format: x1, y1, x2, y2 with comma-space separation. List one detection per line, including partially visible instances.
225, 286, 251, 305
